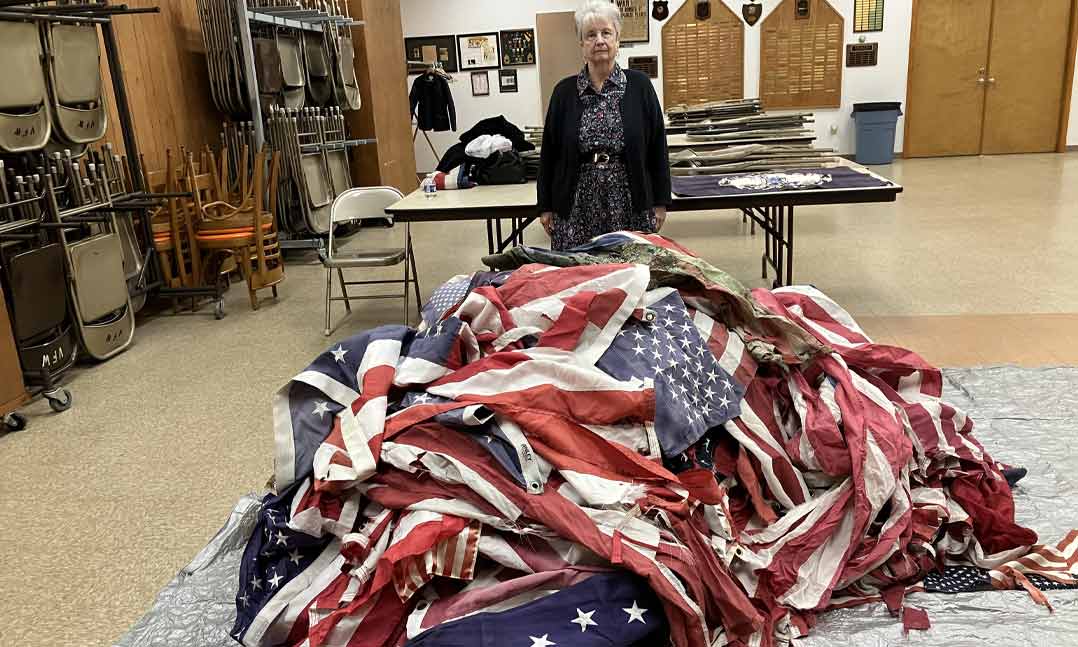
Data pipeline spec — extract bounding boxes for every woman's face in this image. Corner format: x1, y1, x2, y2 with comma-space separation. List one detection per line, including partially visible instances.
580, 17, 619, 66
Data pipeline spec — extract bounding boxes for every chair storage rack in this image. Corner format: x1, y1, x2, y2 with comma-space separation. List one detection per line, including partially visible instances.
0, 173, 76, 414
0, 1, 227, 328
201, 0, 374, 250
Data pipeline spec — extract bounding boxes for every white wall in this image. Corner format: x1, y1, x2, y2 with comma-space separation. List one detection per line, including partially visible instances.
402, 0, 1078, 171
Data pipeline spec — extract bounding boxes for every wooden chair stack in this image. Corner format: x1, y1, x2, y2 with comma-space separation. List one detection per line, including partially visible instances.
143, 149, 203, 293
186, 146, 284, 310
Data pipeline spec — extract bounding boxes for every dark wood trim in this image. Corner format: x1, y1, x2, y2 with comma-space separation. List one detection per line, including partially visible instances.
1058, 0, 1078, 152
902, 0, 920, 159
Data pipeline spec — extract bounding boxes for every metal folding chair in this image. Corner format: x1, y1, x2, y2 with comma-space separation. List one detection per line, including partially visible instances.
321, 187, 420, 336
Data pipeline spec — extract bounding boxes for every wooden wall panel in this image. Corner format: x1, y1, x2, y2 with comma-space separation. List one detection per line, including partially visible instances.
345, 0, 418, 193
100, 1, 224, 173
537, 11, 581, 119
760, 0, 844, 109
0, 286, 28, 418
662, 0, 744, 110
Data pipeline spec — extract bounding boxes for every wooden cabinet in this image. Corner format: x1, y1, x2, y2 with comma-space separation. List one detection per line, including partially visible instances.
0, 287, 28, 417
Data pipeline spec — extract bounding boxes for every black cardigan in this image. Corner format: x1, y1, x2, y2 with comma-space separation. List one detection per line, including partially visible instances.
537, 68, 671, 217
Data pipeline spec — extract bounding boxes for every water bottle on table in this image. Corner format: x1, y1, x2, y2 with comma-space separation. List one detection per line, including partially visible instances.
423, 174, 437, 199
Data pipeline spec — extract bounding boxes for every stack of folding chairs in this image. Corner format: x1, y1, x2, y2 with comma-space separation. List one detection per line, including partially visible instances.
259, 106, 355, 236
197, 0, 365, 242
196, 0, 362, 118
0, 7, 141, 414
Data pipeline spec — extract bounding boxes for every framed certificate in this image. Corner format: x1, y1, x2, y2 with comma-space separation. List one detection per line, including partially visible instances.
404, 35, 458, 73
499, 68, 518, 92
613, 0, 649, 43
457, 32, 501, 71
471, 71, 490, 96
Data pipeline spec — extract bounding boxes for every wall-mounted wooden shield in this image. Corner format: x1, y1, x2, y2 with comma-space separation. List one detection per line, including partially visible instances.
742, 0, 762, 25
696, 0, 711, 21
652, 0, 670, 21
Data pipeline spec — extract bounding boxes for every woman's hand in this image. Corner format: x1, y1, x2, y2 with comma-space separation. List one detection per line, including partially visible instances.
653, 206, 667, 231
540, 211, 555, 236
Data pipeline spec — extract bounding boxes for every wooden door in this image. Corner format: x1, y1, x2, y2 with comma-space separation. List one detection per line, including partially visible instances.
904, 0, 993, 157
980, 0, 1074, 154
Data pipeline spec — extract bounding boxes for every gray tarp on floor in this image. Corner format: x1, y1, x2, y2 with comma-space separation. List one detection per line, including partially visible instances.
115, 367, 1078, 647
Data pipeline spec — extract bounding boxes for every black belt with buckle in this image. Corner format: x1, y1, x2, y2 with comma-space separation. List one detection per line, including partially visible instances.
586, 151, 620, 165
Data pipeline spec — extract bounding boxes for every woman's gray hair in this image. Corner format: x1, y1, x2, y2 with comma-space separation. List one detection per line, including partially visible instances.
575, 0, 622, 40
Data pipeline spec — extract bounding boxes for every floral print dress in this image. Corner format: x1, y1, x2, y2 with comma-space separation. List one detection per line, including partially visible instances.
551, 64, 655, 251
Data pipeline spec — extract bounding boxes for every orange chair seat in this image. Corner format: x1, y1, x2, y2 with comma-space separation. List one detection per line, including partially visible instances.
197, 221, 274, 237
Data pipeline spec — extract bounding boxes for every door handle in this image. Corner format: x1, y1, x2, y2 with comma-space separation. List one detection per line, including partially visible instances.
977, 77, 986, 84
987, 77, 996, 84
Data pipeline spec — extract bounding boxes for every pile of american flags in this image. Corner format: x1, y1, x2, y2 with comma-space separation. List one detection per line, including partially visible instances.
232, 233, 1076, 647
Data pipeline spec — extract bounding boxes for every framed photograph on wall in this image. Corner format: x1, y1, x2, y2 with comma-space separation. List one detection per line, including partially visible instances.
404, 35, 458, 73
457, 32, 501, 70
499, 68, 518, 92
499, 28, 536, 66
612, 0, 649, 43
471, 71, 490, 96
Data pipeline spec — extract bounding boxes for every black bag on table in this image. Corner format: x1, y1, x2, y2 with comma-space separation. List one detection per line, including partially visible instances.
473, 150, 527, 185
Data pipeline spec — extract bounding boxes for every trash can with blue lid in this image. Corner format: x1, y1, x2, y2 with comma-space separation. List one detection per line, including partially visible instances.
852, 102, 902, 165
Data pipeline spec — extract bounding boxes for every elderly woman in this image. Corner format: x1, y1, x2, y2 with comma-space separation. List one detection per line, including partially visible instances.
537, 0, 671, 251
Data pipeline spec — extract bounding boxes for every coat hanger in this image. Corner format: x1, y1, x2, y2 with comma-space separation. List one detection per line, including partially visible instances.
407, 59, 454, 82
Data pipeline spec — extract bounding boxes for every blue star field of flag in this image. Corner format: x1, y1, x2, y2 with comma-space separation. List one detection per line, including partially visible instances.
597, 291, 745, 457
404, 571, 666, 646
231, 480, 331, 641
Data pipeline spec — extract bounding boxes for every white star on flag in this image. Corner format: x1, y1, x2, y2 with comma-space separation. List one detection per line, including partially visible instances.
623, 600, 647, 624
721, 378, 733, 391
571, 607, 598, 632
268, 571, 283, 588
288, 549, 302, 565
529, 634, 556, 647
312, 401, 331, 419
718, 394, 731, 409
275, 533, 289, 546
632, 344, 646, 356
238, 593, 249, 608
330, 346, 348, 362
250, 576, 262, 591
706, 369, 719, 383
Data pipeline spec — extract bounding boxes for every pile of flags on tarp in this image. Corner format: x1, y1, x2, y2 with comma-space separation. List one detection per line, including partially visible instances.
231, 232, 1076, 647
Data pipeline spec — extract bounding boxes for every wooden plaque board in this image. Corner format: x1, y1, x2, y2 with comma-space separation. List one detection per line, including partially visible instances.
760, 0, 844, 109
661, 0, 744, 110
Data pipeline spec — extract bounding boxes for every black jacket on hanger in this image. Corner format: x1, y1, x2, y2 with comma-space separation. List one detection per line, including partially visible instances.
409, 72, 456, 132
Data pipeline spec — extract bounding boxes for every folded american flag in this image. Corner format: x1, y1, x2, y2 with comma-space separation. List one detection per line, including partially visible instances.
233, 232, 1074, 647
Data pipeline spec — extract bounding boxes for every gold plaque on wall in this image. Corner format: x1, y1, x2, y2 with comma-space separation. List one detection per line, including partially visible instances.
661, 0, 744, 109
760, 0, 844, 109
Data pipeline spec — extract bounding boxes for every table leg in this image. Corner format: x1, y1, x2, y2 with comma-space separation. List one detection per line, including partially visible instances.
785, 205, 794, 287
486, 218, 495, 256
774, 206, 784, 289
